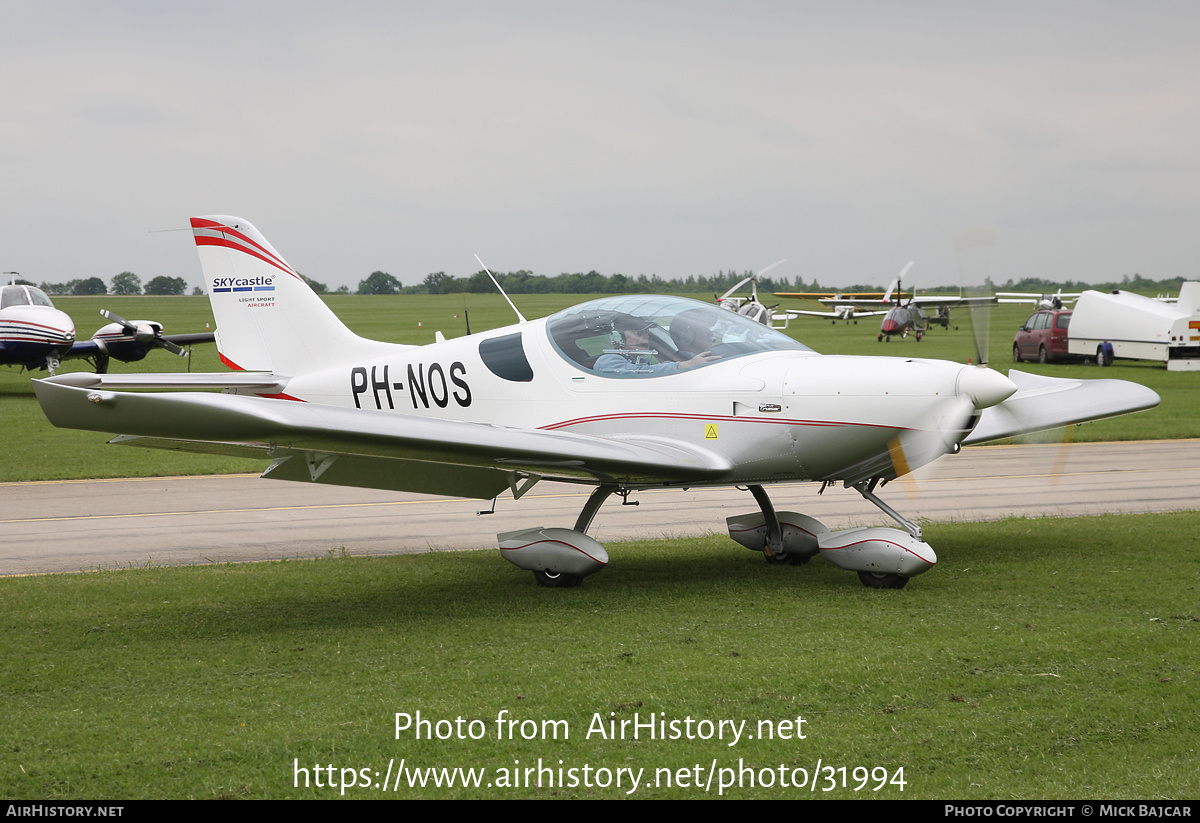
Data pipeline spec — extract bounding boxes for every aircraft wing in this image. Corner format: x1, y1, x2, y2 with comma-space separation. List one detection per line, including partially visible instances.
803, 294, 990, 309
57, 340, 106, 362
57, 332, 215, 364
163, 332, 217, 346
773, 291, 895, 300
784, 308, 890, 319
909, 295, 995, 308
962, 369, 1160, 445
32, 379, 735, 499
44, 370, 289, 392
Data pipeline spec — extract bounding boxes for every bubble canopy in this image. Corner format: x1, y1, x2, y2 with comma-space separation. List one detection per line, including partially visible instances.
545, 295, 813, 378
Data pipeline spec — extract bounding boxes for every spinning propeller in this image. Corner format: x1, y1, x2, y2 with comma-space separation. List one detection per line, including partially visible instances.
950, 229, 1081, 479
954, 228, 996, 366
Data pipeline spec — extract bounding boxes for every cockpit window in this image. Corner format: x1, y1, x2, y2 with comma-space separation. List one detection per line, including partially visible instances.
545, 295, 812, 378
1, 285, 54, 309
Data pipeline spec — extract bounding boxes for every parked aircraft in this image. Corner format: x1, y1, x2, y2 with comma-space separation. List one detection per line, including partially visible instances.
33, 216, 1160, 590
0, 282, 214, 374
712, 261, 792, 328
775, 263, 993, 341
997, 289, 1082, 311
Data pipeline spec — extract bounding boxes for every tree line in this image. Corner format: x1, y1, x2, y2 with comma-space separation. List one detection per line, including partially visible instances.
345, 269, 808, 296
36, 272, 190, 296
28, 269, 1190, 299
994, 273, 1192, 295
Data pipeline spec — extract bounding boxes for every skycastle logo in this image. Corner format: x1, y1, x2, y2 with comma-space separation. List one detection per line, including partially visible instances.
212, 276, 275, 293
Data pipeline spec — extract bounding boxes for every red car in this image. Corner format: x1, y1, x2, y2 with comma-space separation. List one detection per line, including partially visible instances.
1013, 309, 1073, 363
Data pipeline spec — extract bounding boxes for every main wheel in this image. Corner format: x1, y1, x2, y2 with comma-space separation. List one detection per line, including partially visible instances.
1038, 345, 1048, 364
857, 571, 909, 590
765, 550, 810, 566
534, 570, 582, 588
1096, 345, 1110, 367
1012, 343, 1021, 363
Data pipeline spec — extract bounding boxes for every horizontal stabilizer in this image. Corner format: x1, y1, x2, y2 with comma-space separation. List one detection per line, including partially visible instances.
963, 369, 1160, 445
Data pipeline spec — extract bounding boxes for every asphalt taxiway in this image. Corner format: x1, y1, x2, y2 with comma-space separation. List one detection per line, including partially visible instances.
2, 440, 1196, 576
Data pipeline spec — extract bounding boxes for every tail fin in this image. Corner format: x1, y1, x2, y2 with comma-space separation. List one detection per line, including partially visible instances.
191, 215, 396, 375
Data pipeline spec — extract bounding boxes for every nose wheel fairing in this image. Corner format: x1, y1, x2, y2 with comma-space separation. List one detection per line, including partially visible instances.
726, 483, 936, 588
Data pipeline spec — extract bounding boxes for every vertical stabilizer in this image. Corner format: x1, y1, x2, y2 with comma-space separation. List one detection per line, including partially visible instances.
191, 215, 395, 375
1177, 281, 1200, 315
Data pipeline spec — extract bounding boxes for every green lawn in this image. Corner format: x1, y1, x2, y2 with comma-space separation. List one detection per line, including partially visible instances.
2, 512, 1197, 799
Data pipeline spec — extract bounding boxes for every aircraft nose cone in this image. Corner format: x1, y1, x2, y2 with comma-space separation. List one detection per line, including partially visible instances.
957, 366, 1017, 409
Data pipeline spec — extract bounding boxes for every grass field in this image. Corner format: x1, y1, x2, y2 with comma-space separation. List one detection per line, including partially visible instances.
2, 293, 1195, 481
2, 512, 1197, 799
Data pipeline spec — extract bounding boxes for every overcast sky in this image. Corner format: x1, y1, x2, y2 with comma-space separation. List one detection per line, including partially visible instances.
2, 1, 1198, 291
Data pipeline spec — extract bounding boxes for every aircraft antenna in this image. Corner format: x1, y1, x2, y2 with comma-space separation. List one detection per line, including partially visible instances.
475, 254, 527, 325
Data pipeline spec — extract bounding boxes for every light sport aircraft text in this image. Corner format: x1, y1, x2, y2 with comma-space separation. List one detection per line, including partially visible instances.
33, 216, 1160, 589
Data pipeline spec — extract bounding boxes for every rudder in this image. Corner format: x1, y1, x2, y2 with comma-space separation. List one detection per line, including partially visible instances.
191, 215, 392, 376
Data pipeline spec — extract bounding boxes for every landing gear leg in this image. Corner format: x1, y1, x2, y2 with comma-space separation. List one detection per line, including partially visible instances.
851, 478, 923, 540
749, 485, 784, 559
744, 485, 809, 564
574, 483, 618, 533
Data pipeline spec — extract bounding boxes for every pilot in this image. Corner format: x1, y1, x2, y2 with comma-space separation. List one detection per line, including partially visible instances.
594, 314, 717, 375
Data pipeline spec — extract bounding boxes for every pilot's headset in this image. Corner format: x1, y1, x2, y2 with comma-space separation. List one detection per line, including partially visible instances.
611, 314, 652, 347
669, 309, 712, 353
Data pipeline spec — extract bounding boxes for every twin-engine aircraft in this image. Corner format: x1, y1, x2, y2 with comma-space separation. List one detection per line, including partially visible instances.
0, 282, 213, 374
33, 216, 1160, 589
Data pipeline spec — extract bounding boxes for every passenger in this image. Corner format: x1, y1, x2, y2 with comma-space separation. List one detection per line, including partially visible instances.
669, 308, 717, 356
594, 314, 717, 375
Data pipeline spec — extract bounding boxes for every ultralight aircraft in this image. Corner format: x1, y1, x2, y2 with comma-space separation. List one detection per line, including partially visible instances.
33, 217, 1160, 589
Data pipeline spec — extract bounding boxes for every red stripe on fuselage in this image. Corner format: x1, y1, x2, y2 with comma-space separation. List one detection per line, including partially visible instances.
541, 412, 907, 432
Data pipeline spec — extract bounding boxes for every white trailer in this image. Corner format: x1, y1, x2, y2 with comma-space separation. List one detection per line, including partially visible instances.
1067, 282, 1200, 371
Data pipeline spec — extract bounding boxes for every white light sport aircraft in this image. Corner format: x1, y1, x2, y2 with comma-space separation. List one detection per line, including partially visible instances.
33, 216, 1160, 589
